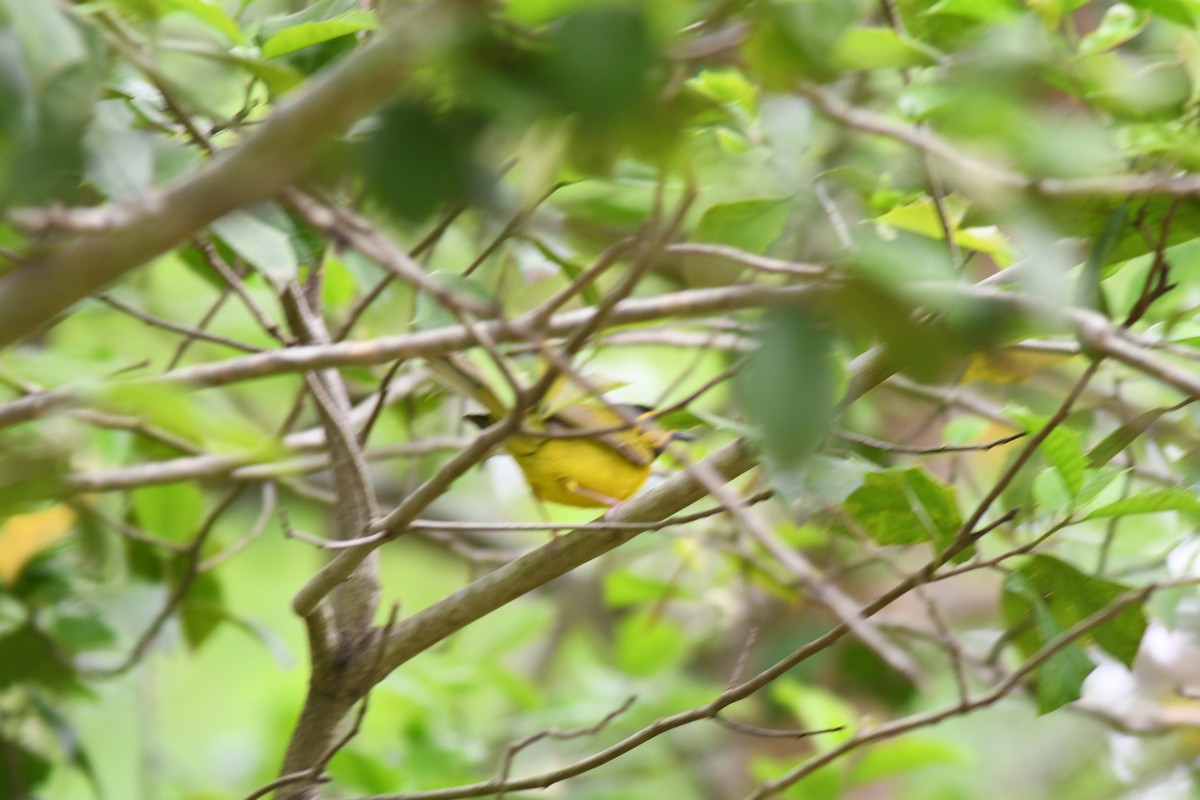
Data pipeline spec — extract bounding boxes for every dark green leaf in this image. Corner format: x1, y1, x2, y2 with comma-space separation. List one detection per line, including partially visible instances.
0, 626, 80, 693
0, 738, 52, 797
1002, 555, 1147, 712
1002, 570, 1096, 713
359, 97, 485, 222
541, 7, 656, 122
51, 614, 116, 653
179, 569, 226, 651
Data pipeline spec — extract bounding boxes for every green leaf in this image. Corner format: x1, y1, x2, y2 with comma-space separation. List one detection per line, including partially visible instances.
839, 467, 962, 551
1086, 406, 1171, 467
262, 11, 377, 58
740, 309, 836, 464
209, 206, 299, 281
1128, 0, 1196, 27
0, 626, 80, 693
874, 197, 1013, 263
1084, 489, 1200, 519
604, 569, 685, 608
0, 738, 52, 795
1002, 556, 1147, 712
51, 614, 116, 653
1040, 427, 1086, 497
182, 47, 305, 96
1079, 4, 1149, 55
925, 0, 1024, 22
179, 569, 226, 650
614, 610, 688, 676
359, 97, 484, 222
1009, 410, 1086, 499
771, 680, 857, 751
132, 483, 205, 543
160, 0, 247, 44
29, 694, 102, 795
541, 7, 656, 122
831, 28, 940, 71
1002, 570, 1097, 713
851, 736, 967, 784
693, 198, 790, 254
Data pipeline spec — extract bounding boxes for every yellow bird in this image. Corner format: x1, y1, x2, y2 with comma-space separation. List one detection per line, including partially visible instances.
426, 355, 689, 509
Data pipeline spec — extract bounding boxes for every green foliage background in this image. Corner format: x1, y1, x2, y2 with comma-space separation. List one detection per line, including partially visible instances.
4, 0, 1200, 799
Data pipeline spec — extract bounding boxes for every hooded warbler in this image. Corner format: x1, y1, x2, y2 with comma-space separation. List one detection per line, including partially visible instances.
426, 355, 688, 509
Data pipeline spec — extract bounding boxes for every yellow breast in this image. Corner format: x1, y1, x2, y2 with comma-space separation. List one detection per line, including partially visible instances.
507, 435, 654, 508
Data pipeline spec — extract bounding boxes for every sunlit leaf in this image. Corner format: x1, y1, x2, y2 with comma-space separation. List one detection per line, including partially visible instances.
262, 11, 377, 58
838, 467, 962, 550
693, 198, 790, 254
160, 0, 248, 43
1085, 489, 1200, 519
831, 27, 940, 70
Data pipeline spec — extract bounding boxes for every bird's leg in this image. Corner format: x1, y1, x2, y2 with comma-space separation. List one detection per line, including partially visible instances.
533, 496, 560, 547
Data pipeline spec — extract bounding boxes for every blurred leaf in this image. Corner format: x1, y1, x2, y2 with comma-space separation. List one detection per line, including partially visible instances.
0, 505, 75, 585
832, 27, 940, 70
359, 97, 484, 222
51, 614, 116, 653
262, 11, 376, 58
160, 0, 247, 43
771, 680, 856, 750
1085, 488, 1200, 518
693, 198, 790, 254
1128, 0, 1195, 26
1086, 406, 1171, 467
209, 206, 299, 281
837, 467, 962, 551
851, 736, 968, 784
1079, 4, 1148, 55
874, 196, 1013, 263
740, 309, 836, 465
183, 47, 305, 95
29, 693, 103, 795
0, 626, 80, 693
744, 0, 859, 86
0, 0, 101, 205
751, 754, 842, 800
614, 609, 688, 676
132, 483, 204, 543
604, 569, 680, 609
179, 569, 226, 650
411, 271, 496, 331
925, 0, 1024, 22
0, 738, 52, 797
541, 7, 655, 122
